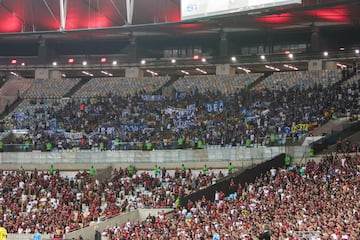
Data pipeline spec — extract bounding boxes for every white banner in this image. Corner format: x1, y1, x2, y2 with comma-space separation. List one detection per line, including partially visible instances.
181, 0, 301, 20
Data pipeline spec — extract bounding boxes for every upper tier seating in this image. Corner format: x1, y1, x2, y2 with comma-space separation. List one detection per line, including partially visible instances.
73, 76, 170, 98
23, 78, 81, 98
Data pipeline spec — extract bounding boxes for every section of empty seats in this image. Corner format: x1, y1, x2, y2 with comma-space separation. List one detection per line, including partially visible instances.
171, 73, 262, 95
0, 78, 33, 112
23, 78, 81, 98
254, 70, 342, 91
73, 76, 170, 98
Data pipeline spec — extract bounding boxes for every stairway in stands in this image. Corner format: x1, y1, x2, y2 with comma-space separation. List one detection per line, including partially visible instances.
247, 71, 274, 90
152, 74, 180, 95
62, 76, 92, 98
333, 70, 358, 87
0, 97, 22, 119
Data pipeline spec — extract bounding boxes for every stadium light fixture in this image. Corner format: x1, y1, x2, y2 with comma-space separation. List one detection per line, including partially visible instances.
283, 64, 298, 71
21, 62, 25, 66
171, 59, 176, 64
100, 57, 107, 63
237, 66, 251, 73
231, 56, 237, 62
11, 59, 17, 64
265, 65, 280, 71
201, 58, 206, 63
141, 59, 146, 65
101, 70, 113, 76
260, 55, 266, 60
68, 58, 74, 63
82, 71, 93, 76
193, 55, 200, 60
195, 68, 207, 74
146, 69, 158, 76
355, 49, 360, 54
339, 47, 345, 51
288, 53, 294, 59
180, 70, 189, 75
112, 60, 118, 65
52, 61, 58, 66
82, 61, 87, 66
323, 51, 328, 57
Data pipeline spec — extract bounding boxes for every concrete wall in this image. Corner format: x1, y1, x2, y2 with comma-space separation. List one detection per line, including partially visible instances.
0, 146, 307, 171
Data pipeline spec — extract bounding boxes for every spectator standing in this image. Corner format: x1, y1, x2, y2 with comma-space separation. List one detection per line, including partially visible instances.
89, 165, 96, 177
24, 138, 31, 151
18, 165, 24, 175
180, 163, 186, 171
46, 141, 52, 152
94, 227, 101, 240
49, 164, 55, 175
202, 164, 208, 176
0, 221, 7, 240
227, 162, 233, 175
114, 137, 120, 150
178, 136, 184, 149
153, 165, 160, 178
127, 165, 135, 176
33, 229, 41, 240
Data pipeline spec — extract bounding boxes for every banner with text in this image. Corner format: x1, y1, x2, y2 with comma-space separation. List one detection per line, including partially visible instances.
204, 100, 224, 113
164, 107, 195, 118
141, 95, 165, 101
121, 124, 147, 132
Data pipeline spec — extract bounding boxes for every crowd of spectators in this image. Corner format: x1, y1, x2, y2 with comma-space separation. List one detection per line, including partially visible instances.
105, 152, 360, 240
2, 72, 359, 151
0, 164, 224, 235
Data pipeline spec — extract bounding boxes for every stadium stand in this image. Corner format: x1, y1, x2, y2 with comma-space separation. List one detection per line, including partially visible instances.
104, 152, 360, 240
0, 165, 225, 235
0, 70, 358, 153
253, 70, 343, 91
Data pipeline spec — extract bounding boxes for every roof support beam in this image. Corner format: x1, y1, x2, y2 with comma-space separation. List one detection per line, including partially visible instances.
59, 0, 68, 31
109, 0, 128, 25
126, 0, 135, 25
43, 0, 59, 28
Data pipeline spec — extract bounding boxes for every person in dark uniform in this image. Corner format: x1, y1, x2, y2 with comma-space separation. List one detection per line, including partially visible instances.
258, 224, 271, 240
94, 227, 101, 240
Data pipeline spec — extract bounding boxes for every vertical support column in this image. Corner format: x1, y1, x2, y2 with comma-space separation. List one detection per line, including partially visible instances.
310, 24, 320, 52
216, 64, 235, 76
125, 67, 143, 78
59, 0, 68, 31
126, 0, 135, 25
50, 70, 62, 80
35, 69, 49, 81
308, 60, 322, 71
219, 30, 228, 58
128, 35, 137, 62
37, 37, 49, 64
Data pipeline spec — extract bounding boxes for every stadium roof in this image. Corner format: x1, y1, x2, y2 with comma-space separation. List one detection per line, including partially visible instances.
0, 0, 359, 78
0, 0, 359, 39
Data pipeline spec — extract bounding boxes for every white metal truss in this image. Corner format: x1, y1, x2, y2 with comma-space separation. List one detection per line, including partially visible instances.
126, 0, 134, 25
59, 0, 68, 31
